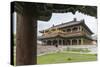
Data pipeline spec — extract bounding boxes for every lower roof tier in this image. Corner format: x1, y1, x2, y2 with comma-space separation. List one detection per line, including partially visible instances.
38, 34, 93, 41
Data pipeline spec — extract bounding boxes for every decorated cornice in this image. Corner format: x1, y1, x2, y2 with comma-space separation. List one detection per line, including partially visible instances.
11, 1, 97, 21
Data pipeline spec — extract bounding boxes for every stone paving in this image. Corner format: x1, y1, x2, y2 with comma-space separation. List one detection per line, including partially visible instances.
37, 44, 97, 55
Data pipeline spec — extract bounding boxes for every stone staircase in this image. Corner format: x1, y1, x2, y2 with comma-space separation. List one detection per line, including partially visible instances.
37, 45, 97, 55
37, 45, 59, 55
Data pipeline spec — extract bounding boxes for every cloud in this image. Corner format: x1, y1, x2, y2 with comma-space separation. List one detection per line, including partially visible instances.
38, 12, 97, 36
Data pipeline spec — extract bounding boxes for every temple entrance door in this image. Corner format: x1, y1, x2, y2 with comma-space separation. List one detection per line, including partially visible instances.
47, 40, 51, 45
59, 40, 61, 45
63, 40, 65, 45
53, 40, 57, 45
72, 39, 77, 45
66, 40, 70, 45
79, 40, 81, 45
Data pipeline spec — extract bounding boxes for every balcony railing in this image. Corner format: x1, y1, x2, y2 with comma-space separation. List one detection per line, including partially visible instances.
42, 30, 91, 37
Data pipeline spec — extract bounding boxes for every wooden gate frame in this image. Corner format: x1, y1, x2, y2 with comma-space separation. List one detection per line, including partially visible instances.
10, 1, 97, 66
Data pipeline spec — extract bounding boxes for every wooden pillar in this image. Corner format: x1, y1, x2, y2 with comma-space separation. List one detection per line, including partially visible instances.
71, 28, 73, 32
81, 38, 83, 45
16, 5, 37, 65
52, 40, 54, 45
51, 40, 53, 45
44, 40, 46, 45
57, 39, 59, 45
62, 40, 63, 45
78, 26, 80, 32
42, 40, 44, 45
80, 26, 83, 32
41, 41, 43, 45
77, 39, 79, 45
70, 39, 72, 45
49, 40, 51, 45
46, 40, 48, 45
63, 40, 65, 45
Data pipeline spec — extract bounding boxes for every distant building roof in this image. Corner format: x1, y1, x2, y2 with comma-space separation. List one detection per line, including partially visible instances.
38, 31, 93, 40
40, 19, 93, 34
92, 35, 97, 41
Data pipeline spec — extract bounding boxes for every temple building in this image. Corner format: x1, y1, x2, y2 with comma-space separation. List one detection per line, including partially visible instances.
38, 18, 94, 45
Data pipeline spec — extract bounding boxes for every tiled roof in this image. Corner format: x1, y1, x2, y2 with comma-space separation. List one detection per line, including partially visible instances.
38, 31, 93, 40
92, 35, 97, 40
51, 21, 81, 29
40, 19, 93, 34
38, 32, 93, 40
44, 20, 81, 30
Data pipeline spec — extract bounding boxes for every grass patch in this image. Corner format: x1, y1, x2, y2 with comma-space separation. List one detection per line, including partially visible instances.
37, 52, 97, 64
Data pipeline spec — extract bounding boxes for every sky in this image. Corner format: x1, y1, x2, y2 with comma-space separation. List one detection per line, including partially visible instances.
13, 11, 97, 36
37, 11, 97, 36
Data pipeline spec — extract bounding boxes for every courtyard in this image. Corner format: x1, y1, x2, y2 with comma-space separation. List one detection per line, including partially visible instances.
37, 52, 97, 64
37, 44, 97, 64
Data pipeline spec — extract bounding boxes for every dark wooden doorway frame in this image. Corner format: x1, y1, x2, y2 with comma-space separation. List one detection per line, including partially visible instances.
11, 1, 52, 66
11, 1, 97, 66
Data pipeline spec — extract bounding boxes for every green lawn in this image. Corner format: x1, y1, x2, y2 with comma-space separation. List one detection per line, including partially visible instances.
37, 52, 97, 64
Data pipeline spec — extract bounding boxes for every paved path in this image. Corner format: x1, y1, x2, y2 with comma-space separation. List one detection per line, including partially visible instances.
37, 45, 97, 56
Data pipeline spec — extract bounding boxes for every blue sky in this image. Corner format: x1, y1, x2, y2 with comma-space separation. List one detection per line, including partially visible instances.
37, 11, 97, 36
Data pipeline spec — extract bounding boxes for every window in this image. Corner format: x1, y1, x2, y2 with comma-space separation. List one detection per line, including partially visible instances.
67, 29, 71, 32
52, 29, 56, 31
63, 30, 66, 32
72, 27, 78, 31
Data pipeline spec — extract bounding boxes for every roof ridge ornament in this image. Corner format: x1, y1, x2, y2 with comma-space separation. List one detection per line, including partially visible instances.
73, 18, 77, 21
80, 19, 85, 23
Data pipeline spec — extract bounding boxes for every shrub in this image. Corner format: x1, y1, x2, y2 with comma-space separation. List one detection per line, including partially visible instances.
67, 57, 72, 61
66, 48, 90, 52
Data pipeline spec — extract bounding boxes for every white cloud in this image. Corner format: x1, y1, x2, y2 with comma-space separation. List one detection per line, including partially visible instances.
38, 12, 97, 36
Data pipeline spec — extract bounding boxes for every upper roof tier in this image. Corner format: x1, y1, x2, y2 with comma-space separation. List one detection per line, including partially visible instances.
40, 18, 93, 34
